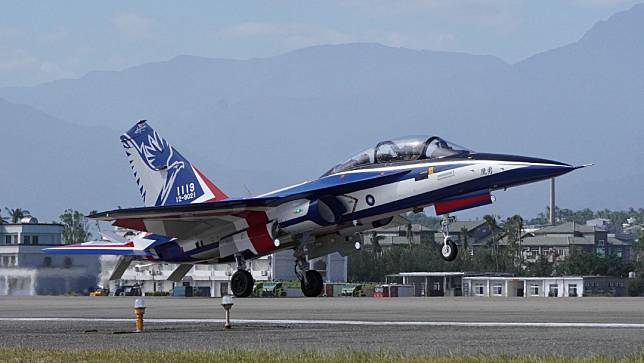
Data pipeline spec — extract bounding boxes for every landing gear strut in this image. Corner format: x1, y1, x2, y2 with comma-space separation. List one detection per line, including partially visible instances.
230, 254, 254, 297
440, 215, 458, 261
294, 249, 324, 297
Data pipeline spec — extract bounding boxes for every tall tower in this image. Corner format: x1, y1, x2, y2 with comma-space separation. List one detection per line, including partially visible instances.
549, 178, 556, 225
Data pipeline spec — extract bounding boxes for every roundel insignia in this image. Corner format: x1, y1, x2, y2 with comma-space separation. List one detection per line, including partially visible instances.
365, 194, 376, 206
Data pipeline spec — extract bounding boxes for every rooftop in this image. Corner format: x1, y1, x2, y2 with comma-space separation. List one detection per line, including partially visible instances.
387, 272, 465, 277
533, 222, 605, 235
505, 235, 596, 246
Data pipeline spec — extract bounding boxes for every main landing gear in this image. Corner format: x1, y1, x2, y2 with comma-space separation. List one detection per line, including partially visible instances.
230, 254, 254, 297
294, 250, 324, 297
440, 215, 458, 262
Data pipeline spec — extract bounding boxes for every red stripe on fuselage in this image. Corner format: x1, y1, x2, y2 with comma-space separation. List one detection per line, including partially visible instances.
242, 211, 275, 255
113, 218, 147, 232
434, 193, 491, 215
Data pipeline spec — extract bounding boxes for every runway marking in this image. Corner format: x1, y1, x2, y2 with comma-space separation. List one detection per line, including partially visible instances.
2, 317, 644, 328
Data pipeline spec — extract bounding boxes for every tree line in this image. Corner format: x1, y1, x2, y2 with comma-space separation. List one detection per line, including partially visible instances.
349, 209, 643, 283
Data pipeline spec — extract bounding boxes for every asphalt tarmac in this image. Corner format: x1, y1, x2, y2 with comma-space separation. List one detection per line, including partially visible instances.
0, 296, 642, 356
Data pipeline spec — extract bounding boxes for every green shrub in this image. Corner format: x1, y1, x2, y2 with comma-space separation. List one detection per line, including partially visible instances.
627, 277, 643, 297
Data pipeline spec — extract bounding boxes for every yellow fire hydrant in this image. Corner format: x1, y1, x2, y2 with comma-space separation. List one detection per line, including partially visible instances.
134, 298, 146, 333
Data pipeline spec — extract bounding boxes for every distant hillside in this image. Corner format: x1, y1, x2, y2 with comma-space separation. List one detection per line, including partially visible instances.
1, 4, 644, 218
0, 98, 137, 220
0, 98, 280, 221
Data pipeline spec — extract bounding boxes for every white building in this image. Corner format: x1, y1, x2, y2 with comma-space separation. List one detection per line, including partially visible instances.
105, 248, 348, 297
463, 276, 584, 297
0, 218, 99, 295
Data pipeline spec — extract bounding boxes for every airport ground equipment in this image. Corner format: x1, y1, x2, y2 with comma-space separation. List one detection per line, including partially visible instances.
254, 282, 286, 297
45, 121, 589, 297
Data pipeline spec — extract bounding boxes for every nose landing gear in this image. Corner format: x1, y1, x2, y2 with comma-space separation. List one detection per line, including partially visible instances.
440, 215, 458, 261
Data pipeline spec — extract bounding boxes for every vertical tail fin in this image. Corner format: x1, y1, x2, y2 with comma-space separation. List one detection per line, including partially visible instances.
120, 120, 228, 207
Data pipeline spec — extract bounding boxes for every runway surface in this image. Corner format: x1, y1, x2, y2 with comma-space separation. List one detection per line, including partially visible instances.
0, 296, 642, 355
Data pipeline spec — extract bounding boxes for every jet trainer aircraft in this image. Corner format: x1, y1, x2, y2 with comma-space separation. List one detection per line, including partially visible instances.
46, 120, 587, 297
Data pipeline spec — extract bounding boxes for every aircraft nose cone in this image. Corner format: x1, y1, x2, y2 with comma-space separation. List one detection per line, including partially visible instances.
507, 162, 577, 187
529, 163, 576, 179
491, 160, 581, 191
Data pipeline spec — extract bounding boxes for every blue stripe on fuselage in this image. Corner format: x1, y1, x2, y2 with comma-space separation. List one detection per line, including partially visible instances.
339, 164, 570, 221
262, 163, 469, 201
261, 170, 410, 198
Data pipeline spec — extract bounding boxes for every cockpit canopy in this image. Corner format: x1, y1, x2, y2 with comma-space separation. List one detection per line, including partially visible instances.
324, 136, 471, 176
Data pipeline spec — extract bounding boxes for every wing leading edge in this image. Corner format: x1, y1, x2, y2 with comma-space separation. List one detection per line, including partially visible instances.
90, 169, 411, 223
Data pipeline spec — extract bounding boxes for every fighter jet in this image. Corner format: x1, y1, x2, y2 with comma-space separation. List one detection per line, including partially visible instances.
45, 120, 587, 297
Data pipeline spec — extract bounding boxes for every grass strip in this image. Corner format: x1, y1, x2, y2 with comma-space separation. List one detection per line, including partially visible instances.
0, 349, 643, 363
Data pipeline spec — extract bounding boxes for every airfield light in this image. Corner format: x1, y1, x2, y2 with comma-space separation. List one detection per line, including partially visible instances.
221, 295, 234, 329
134, 298, 146, 333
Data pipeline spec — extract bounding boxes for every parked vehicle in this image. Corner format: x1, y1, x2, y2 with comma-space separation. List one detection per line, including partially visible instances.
114, 285, 142, 296
89, 288, 109, 297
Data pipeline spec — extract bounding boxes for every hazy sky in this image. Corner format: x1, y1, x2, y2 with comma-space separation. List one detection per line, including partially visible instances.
0, 0, 641, 87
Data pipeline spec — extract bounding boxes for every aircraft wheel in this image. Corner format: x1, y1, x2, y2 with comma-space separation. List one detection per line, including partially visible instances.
440, 239, 458, 261
231, 270, 254, 297
300, 270, 324, 297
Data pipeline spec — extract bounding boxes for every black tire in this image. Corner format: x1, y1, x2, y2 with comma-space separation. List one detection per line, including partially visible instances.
300, 270, 324, 297
440, 239, 458, 261
231, 270, 254, 297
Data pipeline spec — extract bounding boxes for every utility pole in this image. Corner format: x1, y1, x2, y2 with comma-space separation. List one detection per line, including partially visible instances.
549, 178, 556, 225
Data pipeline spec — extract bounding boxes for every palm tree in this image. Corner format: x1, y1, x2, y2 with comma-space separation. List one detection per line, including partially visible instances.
483, 214, 499, 271
0, 208, 7, 224
502, 214, 524, 272
4, 208, 31, 223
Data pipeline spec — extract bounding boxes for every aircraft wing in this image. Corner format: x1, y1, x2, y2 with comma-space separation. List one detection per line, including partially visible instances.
90, 169, 410, 239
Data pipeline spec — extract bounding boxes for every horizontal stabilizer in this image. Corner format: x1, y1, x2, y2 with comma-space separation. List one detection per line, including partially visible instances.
109, 256, 134, 281
167, 264, 193, 282
43, 241, 153, 257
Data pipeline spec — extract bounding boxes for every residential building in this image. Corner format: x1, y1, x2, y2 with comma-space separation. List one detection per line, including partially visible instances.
363, 217, 498, 254
361, 215, 433, 248
431, 220, 499, 253
502, 222, 633, 263
586, 218, 613, 232
0, 218, 99, 295
582, 275, 630, 296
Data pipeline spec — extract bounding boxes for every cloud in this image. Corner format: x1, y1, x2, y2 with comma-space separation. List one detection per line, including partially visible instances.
216, 22, 352, 49
0, 45, 74, 86
572, 0, 636, 8
214, 21, 460, 55
341, 0, 521, 33
109, 13, 159, 41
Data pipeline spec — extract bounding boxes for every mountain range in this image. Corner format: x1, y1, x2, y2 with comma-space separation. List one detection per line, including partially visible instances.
1, 4, 643, 222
